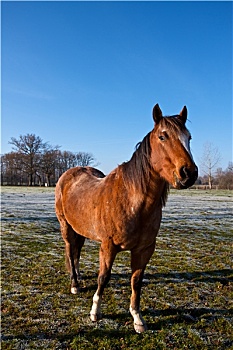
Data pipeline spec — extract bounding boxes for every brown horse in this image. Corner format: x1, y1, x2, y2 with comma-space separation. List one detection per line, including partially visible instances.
55, 104, 198, 333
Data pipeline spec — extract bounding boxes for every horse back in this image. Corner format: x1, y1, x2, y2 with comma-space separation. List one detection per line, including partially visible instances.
58, 166, 105, 187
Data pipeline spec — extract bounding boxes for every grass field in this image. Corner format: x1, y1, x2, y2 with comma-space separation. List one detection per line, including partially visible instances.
1, 186, 233, 349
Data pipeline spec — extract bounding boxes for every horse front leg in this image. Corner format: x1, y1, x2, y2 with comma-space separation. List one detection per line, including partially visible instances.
130, 243, 155, 333
90, 240, 118, 322
130, 268, 147, 333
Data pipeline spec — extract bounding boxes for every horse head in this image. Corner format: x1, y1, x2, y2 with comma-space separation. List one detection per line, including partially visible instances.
150, 104, 198, 189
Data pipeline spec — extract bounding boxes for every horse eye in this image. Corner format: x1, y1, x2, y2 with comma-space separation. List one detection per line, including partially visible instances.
159, 135, 166, 141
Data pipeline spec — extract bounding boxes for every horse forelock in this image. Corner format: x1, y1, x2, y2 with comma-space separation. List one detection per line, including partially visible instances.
159, 115, 189, 135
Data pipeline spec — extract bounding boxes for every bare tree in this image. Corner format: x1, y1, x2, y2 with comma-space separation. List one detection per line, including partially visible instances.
200, 142, 222, 189
76, 152, 96, 167
55, 151, 97, 181
1, 152, 22, 185
37, 148, 60, 186
9, 134, 47, 186
2, 133, 99, 186
216, 162, 233, 190
228, 161, 233, 172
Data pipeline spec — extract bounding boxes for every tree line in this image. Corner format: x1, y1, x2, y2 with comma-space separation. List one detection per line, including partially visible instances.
196, 162, 233, 190
1, 133, 232, 189
197, 142, 233, 190
1, 134, 96, 186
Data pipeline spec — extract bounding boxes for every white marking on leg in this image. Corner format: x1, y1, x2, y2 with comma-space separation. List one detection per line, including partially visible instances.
90, 292, 102, 321
71, 286, 78, 294
130, 305, 147, 333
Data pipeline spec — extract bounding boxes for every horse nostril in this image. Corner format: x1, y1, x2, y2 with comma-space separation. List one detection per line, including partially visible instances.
179, 166, 189, 179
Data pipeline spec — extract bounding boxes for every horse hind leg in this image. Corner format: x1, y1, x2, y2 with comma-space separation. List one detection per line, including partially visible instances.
61, 221, 85, 294
66, 232, 85, 281
73, 234, 85, 280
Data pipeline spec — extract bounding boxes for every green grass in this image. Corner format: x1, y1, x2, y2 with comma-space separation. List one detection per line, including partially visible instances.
1, 187, 233, 349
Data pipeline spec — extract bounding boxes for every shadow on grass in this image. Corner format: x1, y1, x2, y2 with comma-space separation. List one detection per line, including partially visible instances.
2, 307, 232, 342
1, 331, 82, 342
145, 307, 233, 330
2, 328, 135, 349
76, 268, 233, 296
104, 269, 233, 287
103, 306, 233, 330
144, 268, 233, 285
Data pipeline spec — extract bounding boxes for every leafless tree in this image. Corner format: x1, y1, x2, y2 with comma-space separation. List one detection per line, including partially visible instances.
1, 152, 24, 185
76, 152, 96, 167
38, 148, 60, 186
199, 142, 222, 189
1, 134, 98, 186
216, 162, 233, 190
9, 134, 48, 186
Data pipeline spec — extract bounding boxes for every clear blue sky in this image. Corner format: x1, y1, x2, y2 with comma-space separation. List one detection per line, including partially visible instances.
2, 1, 232, 175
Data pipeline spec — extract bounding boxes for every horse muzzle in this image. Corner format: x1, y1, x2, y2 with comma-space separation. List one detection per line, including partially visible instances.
174, 165, 198, 189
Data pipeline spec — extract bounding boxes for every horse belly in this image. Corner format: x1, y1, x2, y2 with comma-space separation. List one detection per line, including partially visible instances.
62, 188, 103, 242
109, 217, 159, 251
115, 228, 158, 251
66, 211, 102, 242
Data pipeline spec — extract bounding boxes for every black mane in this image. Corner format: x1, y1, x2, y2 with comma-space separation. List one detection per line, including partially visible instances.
120, 132, 169, 206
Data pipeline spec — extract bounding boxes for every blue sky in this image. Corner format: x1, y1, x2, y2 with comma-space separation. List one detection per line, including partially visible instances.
2, 1, 232, 175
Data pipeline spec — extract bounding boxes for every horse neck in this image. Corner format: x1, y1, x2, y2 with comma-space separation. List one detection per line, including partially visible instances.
118, 156, 169, 208
146, 169, 169, 207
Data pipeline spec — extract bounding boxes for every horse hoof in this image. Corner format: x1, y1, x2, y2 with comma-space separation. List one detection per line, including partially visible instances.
90, 313, 102, 322
71, 287, 78, 294
134, 323, 147, 333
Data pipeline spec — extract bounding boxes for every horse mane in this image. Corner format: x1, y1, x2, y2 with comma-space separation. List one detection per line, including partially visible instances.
119, 132, 169, 206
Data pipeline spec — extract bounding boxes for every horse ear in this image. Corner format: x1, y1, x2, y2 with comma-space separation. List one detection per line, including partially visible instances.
153, 104, 163, 124
179, 106, 187, 124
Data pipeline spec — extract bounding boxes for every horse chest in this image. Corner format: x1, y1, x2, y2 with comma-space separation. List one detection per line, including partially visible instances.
107, 205, 162, 250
